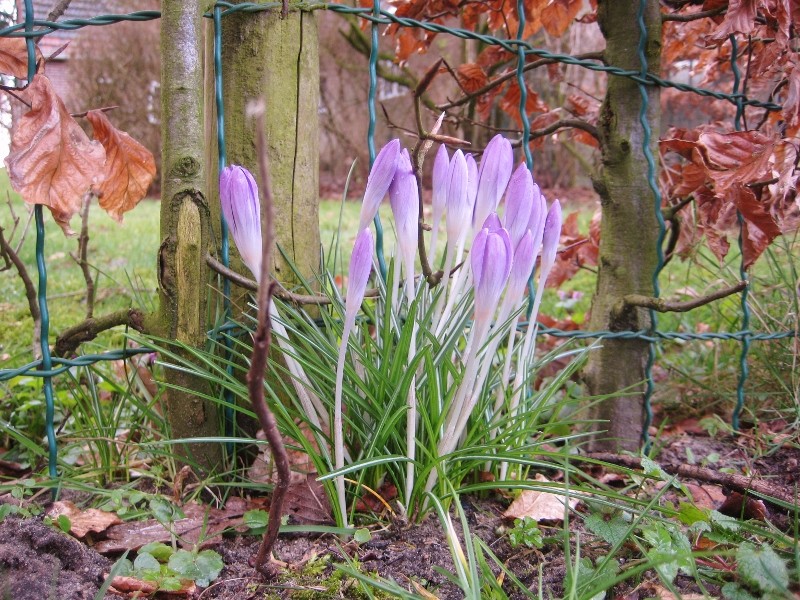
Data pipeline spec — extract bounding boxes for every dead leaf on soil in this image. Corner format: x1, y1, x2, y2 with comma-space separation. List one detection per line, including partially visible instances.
411, 580, 441, 599
86, 109, 156, 222
108, 575, 158, 595
4, 75, 106, 234
284, 473, 333, 525
94, 502, 246, 554
46, 500, 122, 538
682, 482, 726, 510
503, 474, 579, 522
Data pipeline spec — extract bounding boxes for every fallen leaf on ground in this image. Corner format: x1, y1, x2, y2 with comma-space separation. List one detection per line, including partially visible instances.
682, 482, 726, 510
108, 575, 158, 595
502, 474, 579, 522
94, 502, 246, 554
46, 500, 122, 538
284, 473, 333, 525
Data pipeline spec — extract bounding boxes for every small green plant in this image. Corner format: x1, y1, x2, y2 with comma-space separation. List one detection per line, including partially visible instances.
112, 542, 223, 592
507, 516, 543, 549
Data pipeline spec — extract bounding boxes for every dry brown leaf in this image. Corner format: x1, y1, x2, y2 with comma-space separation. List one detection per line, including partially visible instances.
283, 473, 334, 525
108, 575, 158, 595
455, 63, 488, 93
46, 500, 122, 538
503, 474, 579, 522
0, 38, 41, 79
4, 75, 106, 234
86, 109, 156, 223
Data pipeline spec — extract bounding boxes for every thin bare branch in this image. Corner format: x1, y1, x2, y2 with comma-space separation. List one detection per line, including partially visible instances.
0, 225, 40, 357
69, 193, 95, 318
618, 281, 748, 316
54, 308, 145, 358
246, 100, 290, 580
661, 6, 726, 22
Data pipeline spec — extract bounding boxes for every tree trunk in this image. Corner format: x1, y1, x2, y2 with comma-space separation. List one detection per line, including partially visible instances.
205, 3, 320, 288
584, 0, 661, 452
158, 0, 221, 471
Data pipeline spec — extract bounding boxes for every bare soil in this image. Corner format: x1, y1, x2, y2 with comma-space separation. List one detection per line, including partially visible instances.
1, 427, 798, 600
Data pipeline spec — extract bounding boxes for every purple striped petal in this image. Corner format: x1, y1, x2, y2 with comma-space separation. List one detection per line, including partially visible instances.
504, 163, 533, 248
471, 226, 512, 322
528, 184, 547, 261
358, 139, 401, 232
431, 144, 449, 227
508, 229, 535, 299
466, 153, 478, 210
220, 165, 262, 281
445, 150, 470, 243
345, 228, 375, 319
389, 149, 419, 264
541, 200, 562, 276
473, 135, 513, 230
481, 212, 503, 233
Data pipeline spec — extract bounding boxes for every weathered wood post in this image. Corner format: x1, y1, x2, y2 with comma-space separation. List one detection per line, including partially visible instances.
205, 2, 320, 289
159, 0, 222, 470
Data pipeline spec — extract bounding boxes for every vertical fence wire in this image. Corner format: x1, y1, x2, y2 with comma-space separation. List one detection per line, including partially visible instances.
729, 35, 751, 430
637, 0, 666, 450
368, 0, 387, 280
213, 6, 236, 443
23, 0, 58, 483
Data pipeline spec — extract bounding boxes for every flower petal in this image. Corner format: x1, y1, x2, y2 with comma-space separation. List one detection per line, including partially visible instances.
541, 200, 562, 276
358, 139, 401, 232
389, 149, 419, 263
445, 150, 470, 243
473, 135, 513, 230
504, 163, 533, 248
220, 165, 262, 281
345, 228, 375, 319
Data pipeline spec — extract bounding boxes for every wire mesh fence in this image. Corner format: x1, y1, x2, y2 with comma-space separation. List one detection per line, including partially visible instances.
0, 1, 793, 476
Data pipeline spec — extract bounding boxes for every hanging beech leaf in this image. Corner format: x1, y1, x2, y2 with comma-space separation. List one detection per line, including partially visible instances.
455, 63, 488, 94
540, 0, 582, 37
730, 185, 781, 269
86, 110, 156, 222
697, 130, 775, 193
4, 75, 106, 235
710, 0, 758, 40
0, 38, 41, 79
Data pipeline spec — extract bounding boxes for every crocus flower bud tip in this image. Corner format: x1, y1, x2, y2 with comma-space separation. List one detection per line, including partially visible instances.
220, 165, 262, 281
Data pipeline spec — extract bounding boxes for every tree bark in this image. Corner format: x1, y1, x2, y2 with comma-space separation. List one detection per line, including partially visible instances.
584, 0, 661, 452
159, 0, 221, 471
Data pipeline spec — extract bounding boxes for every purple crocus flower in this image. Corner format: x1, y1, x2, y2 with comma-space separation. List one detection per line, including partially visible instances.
358, 139, 401, 232
528, 183, 547, 261
345, 228, 375, 321
471, 223, 513, 323
507, 229, 536, 301
473, 135, 513, 231
445, 150, 470, 244
466, 153, 478, 209
480, 212, 503, 233
429, 144, 449, 259
389, 149, 420, 294
541, 200, 562, 276
504, 164, 533, 248
220, 165, 262, 281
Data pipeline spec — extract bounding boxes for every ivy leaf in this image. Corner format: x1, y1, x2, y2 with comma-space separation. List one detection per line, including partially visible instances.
168, 549, 223, 588
133, 552, 161, 576
4, 75, 106, 235
138, 542, 174, 562
86, 109, 156, 223
736, 543, 789, 595
584, 512, 629, 548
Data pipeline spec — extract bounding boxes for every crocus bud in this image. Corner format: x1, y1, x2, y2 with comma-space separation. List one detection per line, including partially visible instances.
220, 165, 262, 281
431, 145, 449, 228
504, 164, 533, 248
480, 212, 503, 233
541, 200, 562, 277
471, 225, 512, 323
345, 228, 375, 320
466, 153, 478, 209
389, 149, 419, 270
473, 135, 513, 230
358, 139, 401, 232
528, 183, 547, 259
445, 150, 470, 244
508, 230, 536, 300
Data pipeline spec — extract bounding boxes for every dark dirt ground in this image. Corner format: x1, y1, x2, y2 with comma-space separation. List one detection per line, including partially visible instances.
1, 426, 798, 600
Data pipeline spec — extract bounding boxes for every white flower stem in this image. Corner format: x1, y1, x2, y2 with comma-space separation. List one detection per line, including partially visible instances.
333, 312, 357, 528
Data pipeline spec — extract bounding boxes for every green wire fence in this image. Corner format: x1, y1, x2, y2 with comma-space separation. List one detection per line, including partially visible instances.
0, 1, 793, 477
